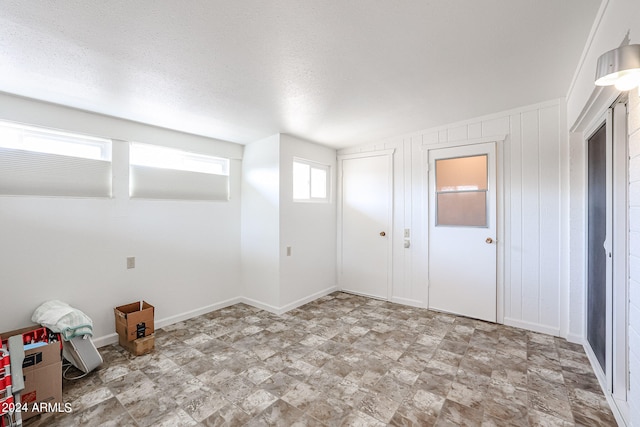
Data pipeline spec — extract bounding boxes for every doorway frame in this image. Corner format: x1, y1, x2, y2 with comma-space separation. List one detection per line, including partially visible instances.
421, 135, 506, 323
580, 94, 630, 425
336, 149, 395, 300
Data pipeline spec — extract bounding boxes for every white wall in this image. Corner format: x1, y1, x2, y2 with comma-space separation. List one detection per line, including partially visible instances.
240, 135, 281, 308
565, 0, 640, 424
279, 134, 337, 309
628, 87, 640, 427
0, 93, 244, 344
241, 133, 337, 311
338, 100, 565, 335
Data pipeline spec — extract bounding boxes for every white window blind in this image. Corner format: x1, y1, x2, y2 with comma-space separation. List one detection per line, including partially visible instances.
129, 142, 229, 201
0, 121, 112, 197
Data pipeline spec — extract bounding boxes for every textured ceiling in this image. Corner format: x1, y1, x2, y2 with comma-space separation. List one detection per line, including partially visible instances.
0, 1, 601, 148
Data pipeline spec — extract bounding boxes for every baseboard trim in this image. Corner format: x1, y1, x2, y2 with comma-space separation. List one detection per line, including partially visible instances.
93, 296, 242, 348
583, 341, 630, 426
278, 286, 339, 314
238, 297, 281, 314
566, 333, 584, 345
503, 317, 560, 336
390, 296, 425, 309
155, 296, 243, 329
93, 333, 119, 348
241, 286, 339, 315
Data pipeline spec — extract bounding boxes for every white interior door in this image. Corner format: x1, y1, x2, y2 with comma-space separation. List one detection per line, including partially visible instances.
428, 142, 497, 322
339, 152, 392, 299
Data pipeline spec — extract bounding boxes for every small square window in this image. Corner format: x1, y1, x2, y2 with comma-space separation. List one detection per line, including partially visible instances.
293, 159, 329, 202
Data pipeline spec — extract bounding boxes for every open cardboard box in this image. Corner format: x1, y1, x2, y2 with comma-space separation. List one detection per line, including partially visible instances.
114, 301, 154, 342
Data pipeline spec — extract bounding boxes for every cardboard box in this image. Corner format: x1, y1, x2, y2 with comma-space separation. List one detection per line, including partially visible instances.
118, 334, 154, 356
0, 325, 63, 421
114, 301, 154, 342
19, 360, 63, 420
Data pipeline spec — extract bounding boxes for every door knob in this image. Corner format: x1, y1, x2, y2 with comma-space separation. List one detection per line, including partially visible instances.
380, 231, 386, 237
485, 237, 493, 244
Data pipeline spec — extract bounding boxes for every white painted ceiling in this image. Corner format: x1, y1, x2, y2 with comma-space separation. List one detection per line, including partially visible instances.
0, 1, 601, 149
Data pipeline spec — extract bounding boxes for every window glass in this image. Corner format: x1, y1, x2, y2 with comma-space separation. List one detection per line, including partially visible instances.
0, 120, 110, 160
310, 167, 327, 198
130, 142, 228, 175
435, 155, 487, 227
293, 159, 329, 202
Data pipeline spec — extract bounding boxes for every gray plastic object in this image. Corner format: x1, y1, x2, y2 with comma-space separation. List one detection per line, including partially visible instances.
7, 335, 25, 392
62, 335, 102, 373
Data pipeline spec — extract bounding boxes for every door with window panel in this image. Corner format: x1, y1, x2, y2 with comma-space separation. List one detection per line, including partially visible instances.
428, 142, 497, 322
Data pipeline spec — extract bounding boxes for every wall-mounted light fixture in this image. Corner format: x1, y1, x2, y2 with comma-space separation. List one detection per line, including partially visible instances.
595, 44, 640, 91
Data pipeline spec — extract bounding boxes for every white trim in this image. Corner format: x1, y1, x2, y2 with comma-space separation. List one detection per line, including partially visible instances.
337, 148, 396, 160
239, 296, 282, 315
503, 317, 560, 336
420, 134, 508, 151
241, 286, 340, 315
339, 289, 388, 301
572, 85, 621, 134
390, 296, 426, 309
92, 296, 243, 348
426, 142, 502, 324
336, 149, 395, 301
565, 0, 610, 101
566, 333, 585, 345
93, 333, 119, 348
156, 297, 243, 329
275, 286, 339, 314
361, 100, 561, 149
583, 340, 630, 427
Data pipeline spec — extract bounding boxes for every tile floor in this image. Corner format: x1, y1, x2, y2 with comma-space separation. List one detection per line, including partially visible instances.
24, 292, 617, 426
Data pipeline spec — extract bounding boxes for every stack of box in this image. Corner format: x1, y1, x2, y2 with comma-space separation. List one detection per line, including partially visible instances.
114, 301, 155, 356
0, 326, 62, 422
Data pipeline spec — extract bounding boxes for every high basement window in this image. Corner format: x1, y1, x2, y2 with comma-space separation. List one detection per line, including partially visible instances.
293, 158, 329, 202
0, 120, 112, 197
129, 142, 230, 201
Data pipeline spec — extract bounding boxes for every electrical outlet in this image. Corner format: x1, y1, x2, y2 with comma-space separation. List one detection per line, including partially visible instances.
127, 257, 135, 269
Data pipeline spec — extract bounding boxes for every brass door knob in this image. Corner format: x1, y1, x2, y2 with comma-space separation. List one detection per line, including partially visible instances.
486, 237, 493, 244
380, 231, 386, 237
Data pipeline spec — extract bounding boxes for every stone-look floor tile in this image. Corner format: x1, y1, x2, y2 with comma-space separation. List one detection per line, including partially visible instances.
152, 408, 198, 427
528, 391, 574, 423
220, 375, 258, 403
339, 410, 386, 427
240, 389, 279, 417
390, 402, 439, 426
183, 390, 228, 422
447, 382, 487, 410
202, 403, 251, 426
70, 386, 114, 412
281, 382, 322, 412
358, 392, 400, 423
482, 395, 528, 424
481, 413, 529, 427
306, 395, 351, 425
435, 399, 484, 427
527, 409, 573, 426
72, 396, 127, 426
125, 394, 177, 427
372, 373, 412, 403
26, 292, 616, 427
259, 371, 301, 398
247, 399, 304, 426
